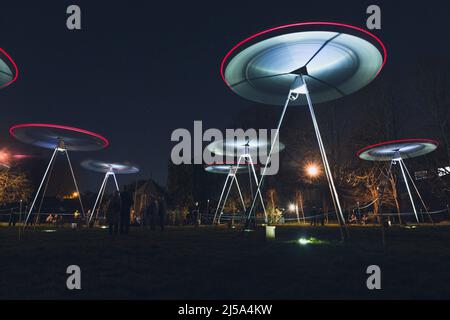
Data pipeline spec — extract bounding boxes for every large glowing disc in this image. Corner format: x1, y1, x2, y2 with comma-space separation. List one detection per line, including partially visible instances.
357, 139, 439, 161
0, 48, 18, 90
9, 124, 109, 151
222, 22, 386, 106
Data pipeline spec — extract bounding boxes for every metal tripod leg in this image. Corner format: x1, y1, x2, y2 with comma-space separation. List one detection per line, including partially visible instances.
397, 157, 419, 223
400, 159, 433, 224
95, 178, 108, 223
213, 173, 231, 224
246, 88, 292, 224
89, 172, 109, 223
218, 173, 238, 224
65, 149, 85, 217
111, 172, 120, 191
24, 147, 58, 225
302, 74, 347, 239
246, 154, 268, 224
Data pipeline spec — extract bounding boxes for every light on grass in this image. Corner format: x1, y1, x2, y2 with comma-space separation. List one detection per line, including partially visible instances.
298, 238, 310, 245
42, 229, 57, 233
297, 237, 326, 245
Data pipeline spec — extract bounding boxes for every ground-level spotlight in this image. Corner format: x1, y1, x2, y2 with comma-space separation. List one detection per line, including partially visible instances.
298, 238, 310, 245
297, 237, 326, 246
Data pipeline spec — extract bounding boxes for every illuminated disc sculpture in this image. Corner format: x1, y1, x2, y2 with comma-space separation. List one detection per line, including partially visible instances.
357, 139, 439, 223
0, 48, 18, 90
206, 138, 285, 224
221, 22, 386, 234
10, 124, 109, 224
81, 160, 139, 224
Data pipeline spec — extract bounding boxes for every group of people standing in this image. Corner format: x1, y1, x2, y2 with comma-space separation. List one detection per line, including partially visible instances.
105, 190, 134, 235
141, 196, 167, 231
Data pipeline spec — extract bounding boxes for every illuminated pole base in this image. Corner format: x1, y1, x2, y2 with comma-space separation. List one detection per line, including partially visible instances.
24, 142, 85, 226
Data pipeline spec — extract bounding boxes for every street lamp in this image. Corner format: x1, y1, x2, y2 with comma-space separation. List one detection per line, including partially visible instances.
288, 203, 296, 212
305, 163, 320, 177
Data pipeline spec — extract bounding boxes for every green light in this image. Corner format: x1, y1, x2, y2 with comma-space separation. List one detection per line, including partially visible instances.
297, 237, 327, 245
298, 238, 310, 245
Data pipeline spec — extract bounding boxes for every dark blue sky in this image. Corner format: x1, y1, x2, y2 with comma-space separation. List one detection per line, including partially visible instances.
1, 0, 449, 191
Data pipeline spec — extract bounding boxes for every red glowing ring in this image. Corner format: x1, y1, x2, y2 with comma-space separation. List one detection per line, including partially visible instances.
220, 21, 387, 89
356, 138, 439, 157
9, 123, 110, 149
0, 47, 19, 90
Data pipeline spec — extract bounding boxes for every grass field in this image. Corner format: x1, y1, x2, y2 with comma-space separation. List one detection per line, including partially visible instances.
1, 223, 450, 299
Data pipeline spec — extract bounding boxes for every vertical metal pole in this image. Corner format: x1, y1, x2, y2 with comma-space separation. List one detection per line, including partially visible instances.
89, 172, 109, 223
213, 173, 231, 224
246, 88, 293, 223
24, 147, 58, 225
302, 74, 347, 239
400, 158, 433, 224
95, 178, 108, 223
218, 173, 236, 224
398, 158, 420, 223
247, 154, 267, 223
233, 177, 247, 213
233, 155, 247, 212
65, 149, 85, 217
112, 172, 120, 191
35, 154, 57, 226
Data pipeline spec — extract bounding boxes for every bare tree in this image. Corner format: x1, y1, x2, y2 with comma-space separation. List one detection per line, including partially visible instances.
342, 162, 399, 219
0, 169, 32, 205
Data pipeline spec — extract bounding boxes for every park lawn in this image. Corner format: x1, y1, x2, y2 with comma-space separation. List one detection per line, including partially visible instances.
1, 224, 450, 299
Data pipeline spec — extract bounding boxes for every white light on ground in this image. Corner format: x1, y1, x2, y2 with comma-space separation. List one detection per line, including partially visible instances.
298, 238, 310, 245
266, 226, 276, 239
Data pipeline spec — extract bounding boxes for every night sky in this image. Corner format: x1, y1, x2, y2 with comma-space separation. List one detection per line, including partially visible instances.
1, 0, 449, 192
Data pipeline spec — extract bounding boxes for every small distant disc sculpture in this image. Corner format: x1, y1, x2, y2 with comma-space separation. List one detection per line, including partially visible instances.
357, 139, 439, 223
10, 124, 109, 225
207, 138, 285, 157
0, 48, 18, 90
206, 138, 284, 224
221, 22, 387, 234
81, 160, 139, 223
205, 163, 262, 224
